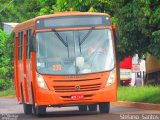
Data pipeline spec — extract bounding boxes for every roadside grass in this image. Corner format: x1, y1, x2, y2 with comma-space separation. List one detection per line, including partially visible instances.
118, 85, 160, 104
0, 87, 15, 97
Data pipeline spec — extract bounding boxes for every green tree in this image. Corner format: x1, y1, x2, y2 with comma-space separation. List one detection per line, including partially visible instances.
0, 0, 43, 28
0, 29, 12, 90
112, 0, 160, 58
0, 29, 9, 75
38, 0, 56, 15
54, 0, 113, 14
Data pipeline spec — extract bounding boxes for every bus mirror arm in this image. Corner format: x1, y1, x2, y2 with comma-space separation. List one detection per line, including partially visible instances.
112, 26, 120, 43
29, 35, 36, 52
112, 26, 120, 61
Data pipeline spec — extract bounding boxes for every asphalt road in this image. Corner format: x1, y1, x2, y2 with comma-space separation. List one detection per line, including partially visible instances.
0, 97, 160, 120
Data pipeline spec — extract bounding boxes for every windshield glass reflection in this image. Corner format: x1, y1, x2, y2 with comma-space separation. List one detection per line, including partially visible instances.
36, 29, 114, 75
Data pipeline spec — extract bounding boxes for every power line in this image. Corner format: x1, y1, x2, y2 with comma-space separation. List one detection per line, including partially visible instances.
0, 0, 14, 13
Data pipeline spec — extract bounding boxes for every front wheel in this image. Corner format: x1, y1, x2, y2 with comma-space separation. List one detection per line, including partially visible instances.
34, 106, 46, 117
99, 102, 110, 113
23, 103, 32, 115
21, 85, 32, 115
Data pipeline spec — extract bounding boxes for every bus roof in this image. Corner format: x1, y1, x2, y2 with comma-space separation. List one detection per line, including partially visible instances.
35, 12, 110, 20
14, 12, 110, 32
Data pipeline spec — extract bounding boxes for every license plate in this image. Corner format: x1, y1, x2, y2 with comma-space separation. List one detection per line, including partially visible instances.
71, 94, 84, 100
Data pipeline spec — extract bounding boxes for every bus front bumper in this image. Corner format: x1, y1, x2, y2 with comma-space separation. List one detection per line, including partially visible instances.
35, 84, 117, 106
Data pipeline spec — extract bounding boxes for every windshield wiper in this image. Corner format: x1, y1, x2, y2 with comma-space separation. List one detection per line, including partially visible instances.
52, 29, 68, 47
80, 27, 95, 46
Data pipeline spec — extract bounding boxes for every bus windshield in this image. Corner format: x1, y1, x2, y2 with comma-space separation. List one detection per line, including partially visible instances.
36, 29, 114, 75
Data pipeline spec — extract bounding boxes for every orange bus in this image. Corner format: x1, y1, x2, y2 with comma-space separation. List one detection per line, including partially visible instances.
14, 12, 119, 116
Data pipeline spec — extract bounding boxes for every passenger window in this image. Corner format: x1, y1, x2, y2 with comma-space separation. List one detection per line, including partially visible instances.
18, 32, 23, 60
26, 29, 32, 59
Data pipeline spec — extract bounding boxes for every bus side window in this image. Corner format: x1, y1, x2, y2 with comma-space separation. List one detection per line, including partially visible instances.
26, 29, 32, 59
18, 32, 23, 60
18, 32, 20, 60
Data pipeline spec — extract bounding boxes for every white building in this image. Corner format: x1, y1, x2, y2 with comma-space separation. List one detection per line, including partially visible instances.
3, 22, 18, 34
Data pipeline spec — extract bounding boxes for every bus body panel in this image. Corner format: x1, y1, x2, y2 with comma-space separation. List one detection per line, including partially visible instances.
26, 60, 34, 104
33, 71, 117, 106
14, 35, 21, 102
36, 84, 117, 106
14, 12, 118, 110
14, 23, 34, 104
22, 33, 30, 103
18, 61, 24, 102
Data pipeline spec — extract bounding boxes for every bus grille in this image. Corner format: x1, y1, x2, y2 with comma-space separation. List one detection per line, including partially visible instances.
53, 83, 101, 93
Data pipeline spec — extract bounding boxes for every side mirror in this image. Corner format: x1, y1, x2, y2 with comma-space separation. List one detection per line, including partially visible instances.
29, 35, 36, 52
112, 26, 120, 61
112, 26, 120, 44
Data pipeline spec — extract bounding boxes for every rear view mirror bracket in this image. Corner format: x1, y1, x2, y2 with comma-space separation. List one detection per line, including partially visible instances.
112, 26, 120, 44
112, 26, 120, 61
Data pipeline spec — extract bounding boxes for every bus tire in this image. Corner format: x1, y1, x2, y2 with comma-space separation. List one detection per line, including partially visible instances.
99, 102, 110, 113
78, 105, 87, 111
23, 104, 32, 115
88, 104, 97, 111
30, 83, 44, 116
21, 84, 32, 115
35, 106, 46, 117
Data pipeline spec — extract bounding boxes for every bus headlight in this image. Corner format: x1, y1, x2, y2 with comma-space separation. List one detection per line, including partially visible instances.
37, 74, 48, 90
105, 69, 116, 87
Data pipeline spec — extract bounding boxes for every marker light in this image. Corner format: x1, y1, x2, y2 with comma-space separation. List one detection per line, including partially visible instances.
37, 73, 48, 89
105, 69, 116, 87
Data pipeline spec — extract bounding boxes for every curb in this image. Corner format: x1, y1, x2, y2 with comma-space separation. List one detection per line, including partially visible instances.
112, 101, 160, 111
